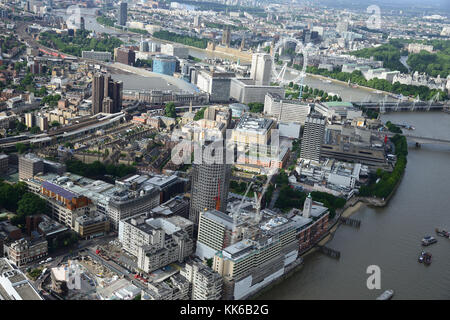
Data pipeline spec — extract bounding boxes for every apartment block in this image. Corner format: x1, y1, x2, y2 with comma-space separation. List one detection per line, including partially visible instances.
119, 213, 194, 273
300, 114, 326, 162
180, 259, 223, 300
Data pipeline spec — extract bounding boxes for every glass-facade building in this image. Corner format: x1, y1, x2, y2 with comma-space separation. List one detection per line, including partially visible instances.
153, 55, 177, 76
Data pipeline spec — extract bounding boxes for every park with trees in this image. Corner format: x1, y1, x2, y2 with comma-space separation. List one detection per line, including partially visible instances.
153, 30, 208, 49
38, 30, 123, 57
0, 181, 47, 227
65, 159, 137, 182
358, 133, 407, 199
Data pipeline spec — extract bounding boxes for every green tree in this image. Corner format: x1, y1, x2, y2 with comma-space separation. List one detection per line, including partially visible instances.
164, 102, 177, 118
194, 107, 206, 121
16, 143, 28, 154
17, 193, 47, 217
30, 126, 41, 134
247, 102, 264, 113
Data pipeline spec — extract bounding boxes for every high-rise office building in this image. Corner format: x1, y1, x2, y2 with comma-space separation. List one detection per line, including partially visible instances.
189, 143, 231, 226
119, 2, 127, 26
300, 114, 326, 161
250, 53, 272, 86
195, 209, 236, 260
104, 74, 123, 113
92, 73, 123, 114
92, 73, 105, 115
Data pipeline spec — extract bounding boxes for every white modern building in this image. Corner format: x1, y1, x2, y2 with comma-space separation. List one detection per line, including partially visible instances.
264, 92, 311, 124
0, 258, 43, 300
161, 44, 189, 59
250, 53, 272, 86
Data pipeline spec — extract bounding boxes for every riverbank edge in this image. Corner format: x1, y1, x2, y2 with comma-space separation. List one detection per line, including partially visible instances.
247, 162, 406, 300
307, 73, 396, 98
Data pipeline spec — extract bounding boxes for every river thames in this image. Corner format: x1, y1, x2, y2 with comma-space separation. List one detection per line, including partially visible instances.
258, 112, 450, 300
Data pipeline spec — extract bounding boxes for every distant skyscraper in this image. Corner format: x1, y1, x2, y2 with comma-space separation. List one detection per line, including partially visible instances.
193, 16, 200, 27
189, 143, 231, 226
119, 2, 127, 26
300, 114, 326, 162
79, 17, 85, 31
250, 53, 272, 86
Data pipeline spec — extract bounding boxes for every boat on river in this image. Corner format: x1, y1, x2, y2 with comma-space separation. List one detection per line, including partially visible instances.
376, 289, 394, 300
419, 251, 432, 265
435, 228, 449, 238
422, 236, 437, 246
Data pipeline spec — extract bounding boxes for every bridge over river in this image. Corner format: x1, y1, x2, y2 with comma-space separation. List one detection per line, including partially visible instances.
372, 130, 450, 146
353, 101, 449, 113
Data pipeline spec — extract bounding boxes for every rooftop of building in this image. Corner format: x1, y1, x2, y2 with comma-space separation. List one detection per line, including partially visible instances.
21, 153, 43, 163
0, 220, 20, 234
38, 215, 69, 236
75, 212, 108, 226
125, 212, 192, 236
150, 196, 188, 217
267, 92, 310, 105
0, 258, 42, 300
235, 113, 274, 133
322, 101, 354, 108
201, 210, 235, 230
30, 172, 170, 206
217, 203, 329, 262
154, 54, 178, 61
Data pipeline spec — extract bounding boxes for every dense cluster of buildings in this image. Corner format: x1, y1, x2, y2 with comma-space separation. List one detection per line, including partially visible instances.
0, 0, 426, 302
